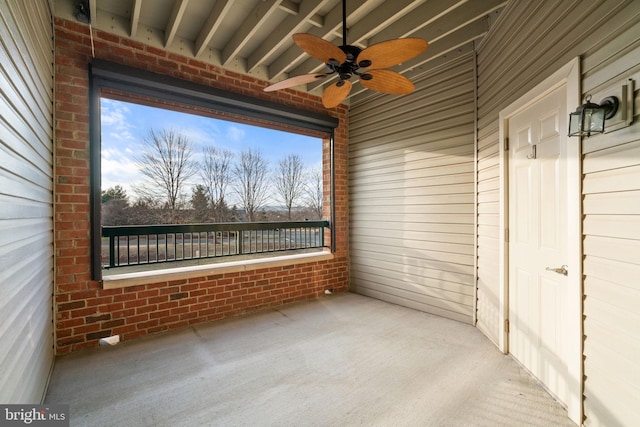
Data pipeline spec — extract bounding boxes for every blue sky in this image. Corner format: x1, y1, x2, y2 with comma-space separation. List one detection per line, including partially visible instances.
100, 98, 322, 203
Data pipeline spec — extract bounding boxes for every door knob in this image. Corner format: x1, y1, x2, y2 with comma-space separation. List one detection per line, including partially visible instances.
546, 265, 568, 276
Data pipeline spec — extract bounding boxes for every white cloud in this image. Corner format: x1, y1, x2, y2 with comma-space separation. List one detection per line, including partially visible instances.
178, 127, 217, 148
101, 99, 136, 142
226, 126, 245, 141
101, 147, 143, 196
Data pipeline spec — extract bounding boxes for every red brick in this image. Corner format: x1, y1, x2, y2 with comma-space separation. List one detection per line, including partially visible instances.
158, 301, 180, 311
86, 297, 113, 307
57, 335, 85, 347
86, 330, 112, 341
170, 306, 189, 315
178, 297, 198, 307
190, 303, 208, 312
86, 314, 111, 324
103, 319, 125, 328
126, 314, 149, 324
58, 300, 85, 311
136, 305, 158, 315
74, 324, 100, 335
180, 312, 198, 321
57, 318, 85, 329
150, 310, 171, 319
180, 283, 198, 292
112, 325, 137, 335
137, 289, 159, 298
113, 293, 137, 303
125, 299, 147, 309
198, 308, 217, 317
103, 303, 124, 312
149, 295, 169, 304
136, 319, 159, 330
112, 308, 136, 319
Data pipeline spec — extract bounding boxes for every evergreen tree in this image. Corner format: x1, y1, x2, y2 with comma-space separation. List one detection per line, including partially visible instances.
101, 185, 128, 203
191, 184, 210, 223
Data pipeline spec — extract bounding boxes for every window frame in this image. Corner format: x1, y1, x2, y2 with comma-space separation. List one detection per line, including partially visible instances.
89, 59, 338, 281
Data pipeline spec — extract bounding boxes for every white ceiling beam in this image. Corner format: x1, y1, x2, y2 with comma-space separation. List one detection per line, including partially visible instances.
194, 0, 234, 58
392, 19, 488, 75
308, 13, 324, 28
165, 0, 190, 47
344, 0, 425, 47
349, 19, 488, 101
247, 0, 334, 73
370, 0, 506, 44
278, 0, 298, 15
408, 2, 495, 44
89, 0, 97, 25
368, 0, 467, 43
129, 0, 142, 38
221, 0, 281, 66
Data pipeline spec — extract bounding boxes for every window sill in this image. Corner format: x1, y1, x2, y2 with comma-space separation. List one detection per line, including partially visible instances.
102, 250, 334, 290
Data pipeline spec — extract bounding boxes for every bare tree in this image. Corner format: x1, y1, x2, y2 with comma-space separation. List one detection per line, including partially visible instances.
126, 197, 163, 225
304, 167, 323, 219
274, 154, 305, 220
200, 146, 233, 222
232, 148, 270, 222
134, 128, 196, 222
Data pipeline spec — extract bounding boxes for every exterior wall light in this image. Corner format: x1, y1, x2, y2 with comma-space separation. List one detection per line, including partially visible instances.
568, 95, 619, 137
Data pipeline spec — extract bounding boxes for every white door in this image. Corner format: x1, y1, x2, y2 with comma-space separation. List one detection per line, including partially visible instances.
508, 85, 569, 405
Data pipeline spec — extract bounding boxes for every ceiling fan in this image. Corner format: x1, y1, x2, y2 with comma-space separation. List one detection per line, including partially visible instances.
264, 0, 429, 108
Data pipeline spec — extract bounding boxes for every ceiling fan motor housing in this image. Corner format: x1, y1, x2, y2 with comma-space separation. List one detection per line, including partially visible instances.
332, 44, 372, 81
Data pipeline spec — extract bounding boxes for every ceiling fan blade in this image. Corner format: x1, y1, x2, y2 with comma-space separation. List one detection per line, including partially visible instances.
322, 80, 352, 108
360, 69, 414, 95
357, 38, 428, 69
293, 33, 347, 65
264, 73, 327, 92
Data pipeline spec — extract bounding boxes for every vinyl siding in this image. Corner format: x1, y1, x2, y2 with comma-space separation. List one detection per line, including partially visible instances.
476, 0, 640, 425
349, 54, 476, 324
581, 82, 640, 427
0, 0, 54, 403
475, 129, 500, 341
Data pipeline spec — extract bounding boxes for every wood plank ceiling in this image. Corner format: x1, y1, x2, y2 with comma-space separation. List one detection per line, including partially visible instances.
56, 0, 506, 106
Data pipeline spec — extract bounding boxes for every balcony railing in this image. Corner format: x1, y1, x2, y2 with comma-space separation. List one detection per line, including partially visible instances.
102, 221, 329, 270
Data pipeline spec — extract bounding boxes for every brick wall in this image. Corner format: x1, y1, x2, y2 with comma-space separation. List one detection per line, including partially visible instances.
54, 17, 349, 354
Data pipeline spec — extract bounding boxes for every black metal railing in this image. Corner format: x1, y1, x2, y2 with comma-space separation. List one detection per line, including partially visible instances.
102, 221, 329, 269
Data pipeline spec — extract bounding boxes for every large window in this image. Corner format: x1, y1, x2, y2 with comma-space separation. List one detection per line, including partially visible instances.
90, 60, 338, 280
101, 98, 323, 225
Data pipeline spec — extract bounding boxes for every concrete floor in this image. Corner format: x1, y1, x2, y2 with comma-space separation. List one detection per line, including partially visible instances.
45, 293, 574, 426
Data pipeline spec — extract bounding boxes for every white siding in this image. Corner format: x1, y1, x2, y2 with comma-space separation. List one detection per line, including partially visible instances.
0, 0, 54, 403
349, 55, 476, 324
476, 0, 640, 425
581, 75, 640, 427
